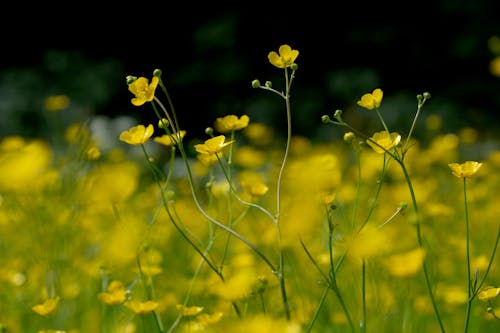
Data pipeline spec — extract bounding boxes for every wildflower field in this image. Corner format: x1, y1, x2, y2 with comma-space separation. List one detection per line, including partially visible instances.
1, 44, 500, 333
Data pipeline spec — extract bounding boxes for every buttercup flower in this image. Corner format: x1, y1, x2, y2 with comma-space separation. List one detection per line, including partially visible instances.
366, 131, 401, 154
448, 161, 483, 178
478, 287, 500, 302
268, 44, 299, 69
176, 304, 204, 316
214, 114, 250, 133
119, 124, 154, 145
128, 76, 159, 106
125, 300, 159, 314
32, 296, 60, 316
154, 130, 186, 147
43, 94, 70, 111
357, 88, 383, 110
98, 280, 127, 305
194, 135, 233, 155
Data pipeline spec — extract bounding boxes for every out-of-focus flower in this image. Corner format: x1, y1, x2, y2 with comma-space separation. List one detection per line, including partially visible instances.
119, 124, 154, 145
366, 131, 401, 154
448, 161, 483, 178
268, 44, 299, 69
86, 146, 101, 160
125, 300, 159, 314
384, 248, 426, 277
32, 296, 60, 316
43, 94, 70, 111
214, 115, 250, 133
489, 56, 500, 77
357, 88, 383, 110
98, 280, 127, 305
176, 304, 204, 316
128, 76, 159, 106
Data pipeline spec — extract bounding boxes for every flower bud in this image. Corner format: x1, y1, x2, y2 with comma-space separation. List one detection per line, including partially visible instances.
290, 63, 299, 71
333, 109, 343, 121
251, 79, 261, 88
265, 81, 272, 88
158, 118, 169, 129
423, 92, 431, 100
205, 127, 214, 136
343, 132, 355, 143
126, 75, 137, 85
153, 69, 163, 78
321, 115, 330, 124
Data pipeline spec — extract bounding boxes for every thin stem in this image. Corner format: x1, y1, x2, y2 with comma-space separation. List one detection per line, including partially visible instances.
361, 260, 367, 333
463, 178, 472, 333
399, 161, 446, 333
304, 286, 330, 333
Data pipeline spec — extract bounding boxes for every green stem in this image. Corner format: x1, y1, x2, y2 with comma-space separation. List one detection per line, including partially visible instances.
463, 178, 472, 333
361, 260, 366, 333
304, 286, 330, 333
399, 161, 446, 333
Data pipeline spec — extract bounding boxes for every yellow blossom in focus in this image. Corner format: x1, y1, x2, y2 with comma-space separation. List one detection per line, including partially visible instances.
268, 44, 299, 69
357, 88, 383, 110
194, 135, 233, 155
119, 124, 154, 145
128, 76, 159, 106
154, 130, 186, 147
98, 280, 127, 305
448, 161, 483, 178
32, 296, 60, 316
478, 287, 500, 302
366, 131, 401, 154
384, 248, 426, 277
43, 94, 70, 111
125, 300, 159, 314
176, 304, 204, 316
214, 114, 250, 133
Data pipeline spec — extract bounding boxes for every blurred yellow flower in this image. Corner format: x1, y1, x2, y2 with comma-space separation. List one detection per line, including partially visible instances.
98, 280, 127, 305
176, 304, 204, 316
154, 130, 186, 147
125, 300, 159, 314
194, 135, 233, 155
128, 76, 159, 106
268, 44, 299, 69
119, 124, 154, 145
43, 94, 70, 111
489, 56, 500, 77
32, 296, 60, 316
448, 161, 483, 178
384, 248, 426, 277
366, 131, 401, 154
86, 146, 101, 160
239, 171, 269, 198
478, 287, 500, 302
214, 114, 250, 133
357, 88, 383, 110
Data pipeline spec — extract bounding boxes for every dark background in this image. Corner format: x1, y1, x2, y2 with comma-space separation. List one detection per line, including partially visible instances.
1, 1, 500, 146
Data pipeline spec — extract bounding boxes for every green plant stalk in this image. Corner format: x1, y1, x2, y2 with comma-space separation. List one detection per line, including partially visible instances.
463, 178, 472, 333
220, 130, 236, 269
362, 260, 366, 333
398, 161, 446, 333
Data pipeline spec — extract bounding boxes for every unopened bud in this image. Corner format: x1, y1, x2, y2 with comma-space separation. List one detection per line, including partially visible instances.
158, 118, 169, 129
251, 79, 261, 88
126, 75, 137, 85
290, 63, 299, 71
423, 92, 431, 100
334, 109, 343, 121
153, 69, 162, 78
265, 81, 272, 88
343, 132, 355, 143
321, 115, 331, 124
205, 127, 214, 136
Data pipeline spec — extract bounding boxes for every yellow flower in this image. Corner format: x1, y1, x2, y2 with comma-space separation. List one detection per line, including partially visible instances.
478, 287, 500, 302
384, 248, 426, 277
154, 130, 186, 147
86, 146, 101, 160
448, 161, 483, 178
268, 44, 299, 69
98, 280, 127, 305
489, 56, 500, 77
43, 94, 70, 111
194, 135, 233, 155
357, 88, 383, 110
128, 76, 159, 106
119, 124, 154, 145
214, 114, 250, 133
32, 296, 60, 316
176, 304, 204, 316
366, 131, 401, 154
125, 300, 159, 314
239, 171, 269, 198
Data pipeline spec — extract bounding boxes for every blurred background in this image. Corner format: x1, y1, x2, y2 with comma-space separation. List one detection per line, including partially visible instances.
1, 1, 499, 152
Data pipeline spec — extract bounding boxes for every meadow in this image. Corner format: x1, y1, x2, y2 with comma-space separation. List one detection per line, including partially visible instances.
0, 44, 499, 333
